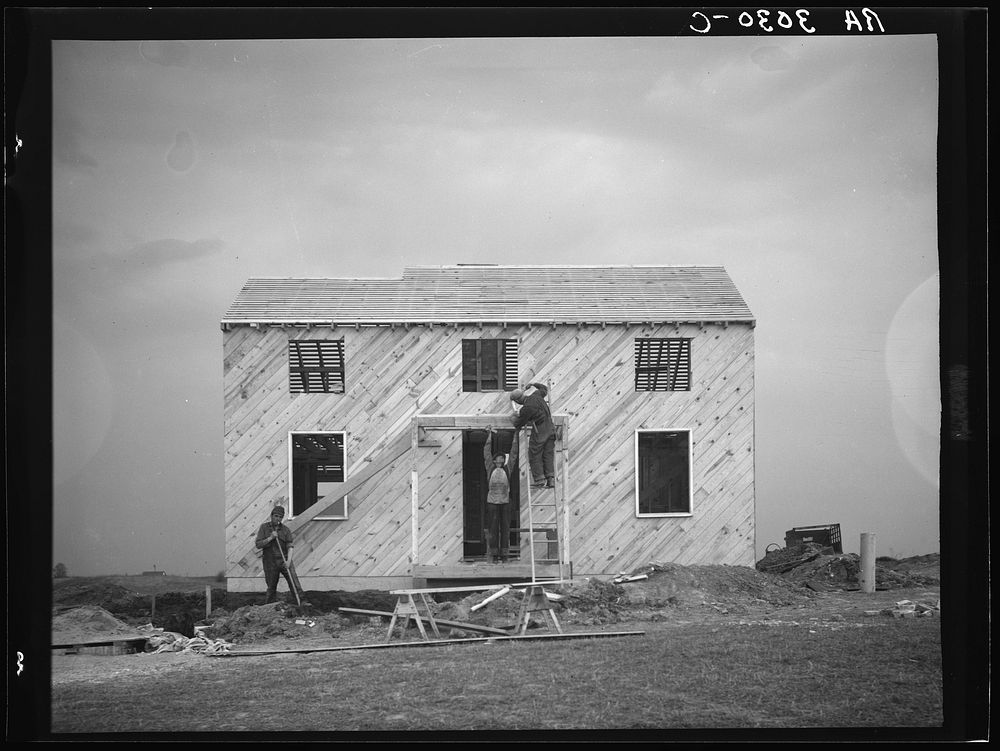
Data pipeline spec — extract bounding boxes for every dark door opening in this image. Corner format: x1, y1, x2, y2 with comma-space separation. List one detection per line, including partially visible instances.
462, 429, 520, 560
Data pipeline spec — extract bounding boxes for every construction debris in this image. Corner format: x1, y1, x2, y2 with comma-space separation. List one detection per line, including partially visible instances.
471, 586, 510, 612
51, 607, 234, 655
755, 545, 940, 591
52, 554, 939, 653
142, 626, 233, 655
881, 599, 941, 619
612, 573, 649, 584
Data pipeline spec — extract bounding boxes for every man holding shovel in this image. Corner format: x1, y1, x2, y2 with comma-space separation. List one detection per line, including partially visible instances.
255, 505, 297, 604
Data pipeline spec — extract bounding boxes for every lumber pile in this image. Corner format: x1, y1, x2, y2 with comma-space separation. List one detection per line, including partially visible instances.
876, 599, 941, 619
755, 543, 828, 574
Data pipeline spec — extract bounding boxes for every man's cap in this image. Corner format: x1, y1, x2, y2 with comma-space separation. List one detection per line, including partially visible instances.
510, 389, 524, 402
271, 505, 286, 517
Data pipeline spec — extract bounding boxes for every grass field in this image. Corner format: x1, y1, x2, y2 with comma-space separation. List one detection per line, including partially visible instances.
51, 615, 942, 735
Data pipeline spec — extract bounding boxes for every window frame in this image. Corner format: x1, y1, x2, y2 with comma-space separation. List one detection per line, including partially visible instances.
461, 338, 518, 393
634, 337, 692, 392
288, 338, 346, 394
634, 428, 693, 518
288, 430, 348, 521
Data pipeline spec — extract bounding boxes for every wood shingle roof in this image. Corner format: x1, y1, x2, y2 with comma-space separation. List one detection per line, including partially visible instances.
221, 265, 754, 327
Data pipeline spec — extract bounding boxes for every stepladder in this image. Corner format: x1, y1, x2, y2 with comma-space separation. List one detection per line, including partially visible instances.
517, 427, 566, 582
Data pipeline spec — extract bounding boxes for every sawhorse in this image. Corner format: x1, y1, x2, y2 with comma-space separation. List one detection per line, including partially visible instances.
385, 591, 441, 643
515, 582, 563, 635
386, 585, 507, 643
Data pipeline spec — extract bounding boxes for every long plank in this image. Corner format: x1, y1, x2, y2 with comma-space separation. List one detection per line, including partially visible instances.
337, 608, 511, 636
214, 630, 646, 657
287, 429, 412, 531
52, 636, 148, 649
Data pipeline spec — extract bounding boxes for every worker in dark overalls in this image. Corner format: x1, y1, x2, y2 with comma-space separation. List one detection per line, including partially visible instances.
511, 383, 555, 488
254, 505, 295, 603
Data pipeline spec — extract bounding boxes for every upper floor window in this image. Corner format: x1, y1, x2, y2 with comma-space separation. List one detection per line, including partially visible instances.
289, 339, 345, 393
635, 338, 691, 391
635, 429, 692, 516
462, 339, 517, 392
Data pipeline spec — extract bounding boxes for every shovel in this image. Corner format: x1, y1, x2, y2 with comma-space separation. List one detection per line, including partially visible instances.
275, 535, 302, 607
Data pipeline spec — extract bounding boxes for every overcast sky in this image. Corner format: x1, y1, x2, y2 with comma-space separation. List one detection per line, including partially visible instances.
50, 32, 941, 577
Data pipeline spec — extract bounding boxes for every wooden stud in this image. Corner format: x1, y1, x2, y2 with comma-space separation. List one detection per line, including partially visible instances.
561, 420, 570, 577
410, 421, 419, 565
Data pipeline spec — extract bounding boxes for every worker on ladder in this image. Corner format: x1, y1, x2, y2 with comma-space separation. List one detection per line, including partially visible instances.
511, 383, 556, 489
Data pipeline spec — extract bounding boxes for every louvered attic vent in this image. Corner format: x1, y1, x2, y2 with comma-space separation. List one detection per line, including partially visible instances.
289, 340, 345, 394
635, 338, 692, 392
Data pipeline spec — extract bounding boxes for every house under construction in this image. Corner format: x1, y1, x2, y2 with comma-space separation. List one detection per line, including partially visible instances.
221, 265, 756, 592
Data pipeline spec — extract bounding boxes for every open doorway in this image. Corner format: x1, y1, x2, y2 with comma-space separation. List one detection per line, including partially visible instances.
462, 429, 520, 560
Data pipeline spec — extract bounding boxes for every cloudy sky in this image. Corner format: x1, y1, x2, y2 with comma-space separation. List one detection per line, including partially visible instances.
49, 29, 942, 577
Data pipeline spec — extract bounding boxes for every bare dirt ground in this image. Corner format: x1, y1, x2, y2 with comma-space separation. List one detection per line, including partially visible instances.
51, 549, 940, 684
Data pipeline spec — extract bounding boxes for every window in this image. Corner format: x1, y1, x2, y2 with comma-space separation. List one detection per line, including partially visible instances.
462, 339, 517, 392
289, 432, 347, 519
289, 339, 345, 393
635, 338, 691, 391
635, 430, 691, 516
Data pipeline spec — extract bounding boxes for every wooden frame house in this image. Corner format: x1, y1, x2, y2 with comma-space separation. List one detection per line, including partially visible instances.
221, 265, 755, 592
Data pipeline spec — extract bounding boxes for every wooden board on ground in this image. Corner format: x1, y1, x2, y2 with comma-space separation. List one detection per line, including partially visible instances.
215, 630, 646, 657
338, 607, 511, 635
52, 637, 148, 656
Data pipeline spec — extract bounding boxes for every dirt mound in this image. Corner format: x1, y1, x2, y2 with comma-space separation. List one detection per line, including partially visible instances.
201, 601, 356, 643
52, 606, 145, 643
878, 554, 941, 582
562, 563, 815, 621
52, 578, 398, 639
430, 566, 816, 631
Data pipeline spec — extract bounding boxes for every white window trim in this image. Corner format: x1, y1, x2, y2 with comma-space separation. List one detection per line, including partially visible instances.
288, 430, 348, 521
634, 428, 694, 518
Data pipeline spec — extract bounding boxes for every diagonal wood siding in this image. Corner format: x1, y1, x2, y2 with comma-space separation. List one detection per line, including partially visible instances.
224, 321, 754, 590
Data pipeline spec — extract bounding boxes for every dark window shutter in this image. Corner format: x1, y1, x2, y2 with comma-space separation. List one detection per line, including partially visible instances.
503, 339, 518, 390
462, 338, 518, 392
289, 340, 345, 394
